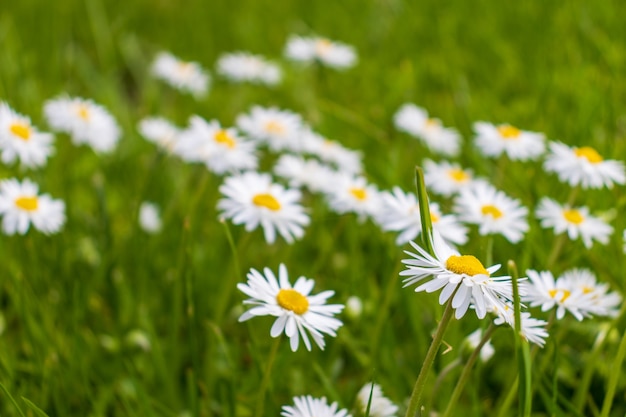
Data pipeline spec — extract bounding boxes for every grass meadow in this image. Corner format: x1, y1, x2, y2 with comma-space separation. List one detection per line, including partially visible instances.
1, 0, 625, 416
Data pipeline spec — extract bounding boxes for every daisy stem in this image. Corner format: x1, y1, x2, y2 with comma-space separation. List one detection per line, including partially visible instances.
256, 336, 281, 416
510, 260, 532, 417
599, 317, 626, 417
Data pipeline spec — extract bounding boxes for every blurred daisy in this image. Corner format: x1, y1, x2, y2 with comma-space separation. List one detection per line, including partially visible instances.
138, 116, 181, 152
492, 305, 549, 347
324, 175, 382, 221
151, 51, 209, 97
0, 102, 54, 168
454, 182, 529, 243
356, 383, 398, 417
273, 154, 340, 193
401, 232, 512, 319
300, 130, 363, 174
282, 395, 350, 417
535, 197, 612, 248
238, 264, 344, 351
285, 35, 357, 69
423, 159, 486, 197
0, 178, 65, 235
543, 141, 626, 189
344, 295, 363, 320
43, 96, 121, 153
473, 122, 545, 161
236, 106, 304, 152
560, 269, 621, 318
393, 104, 461, 156
216, 51, 281, 85
218, 171, 309, 244
465, 329, 495, 362
138, 202, 162, 234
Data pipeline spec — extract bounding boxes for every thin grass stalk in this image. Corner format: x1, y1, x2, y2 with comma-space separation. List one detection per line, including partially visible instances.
510, 260, 532, 417
599, 319, 626, 417
255, 336, 281, 416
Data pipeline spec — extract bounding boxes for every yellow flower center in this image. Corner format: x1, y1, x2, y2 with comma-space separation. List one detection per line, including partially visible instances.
276, 288, 309, 314
430, 213, 439, 223
350, 187, 367, 201
445, 255, 489, 276
563, 209, 584, 224
252, 193, 281, 211
178, 62, 192, 74
481, 204, 503, 219
497, 124, 521, 139
9, 123, 31, 141
15, 196, 38, 211
76, 105, 90, 120
315, 39, 332, 55
447, 168, 469, 183
425, 118, 440, 128
214, 130, 236, 148
574, 146, 603, 163
582, 286, 593, 294
548, 289, 571, 303
264, 120, 285, 135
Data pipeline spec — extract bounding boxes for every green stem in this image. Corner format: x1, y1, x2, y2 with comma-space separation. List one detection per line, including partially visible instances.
255, 337, 281, 416
510, 260, 532, 417
599, 323, 626, 417
414, 167, 434, 256
573, 326, 610, 410
426, 358, 462, 413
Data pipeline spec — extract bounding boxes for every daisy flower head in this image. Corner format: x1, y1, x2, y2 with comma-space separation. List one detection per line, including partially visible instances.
273, 154, 340, 194
0, 102, 54, 168
138, 116, 181, 152
238, 264, 344, 352
543, 141, 626, 189
400, 231, 512, 319
473, 121, 546, 161
151, 51, 209, 97
393, 104, 461, 156
300, 130, 363, 174
324, 174, 382, 222
138, 201, 162, 234
216, 51, 281, 85
43, 96, 121, 153
282, 395, 351, 417
423, 159, 487, 197
535, 197, 612, 248
454, 182, 529, 243
0, 178, 65, 235
217, 171, 309, 244
285, 35, 357, 69
236, 106, 304, 152
356, 383, 398, 417
492, 304, 549, 347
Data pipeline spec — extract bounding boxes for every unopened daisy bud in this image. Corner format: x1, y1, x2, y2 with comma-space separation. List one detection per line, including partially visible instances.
139, 202, 162, 234
345, 296, 363, 320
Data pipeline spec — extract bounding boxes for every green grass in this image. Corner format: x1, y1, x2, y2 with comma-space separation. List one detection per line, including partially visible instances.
1, 0, 626, 416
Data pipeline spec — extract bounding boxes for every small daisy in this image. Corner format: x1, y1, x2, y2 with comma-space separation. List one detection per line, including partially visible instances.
285, 35, 357, 69
236, 106, 304, 152
43, 96, 121, 153
560, 269, 621, 318
0, 102, 54, 168
400, 232, 513, 319
473, 121, 546, 161
535, 197, 612, 248
238, 264, 344, 351
300, 130, 363, 174
543, 141, 626, 189
454, 182, 529, 243
218, 171, 310, 244
138, 202, 162, 234
0, 178, 65, 235
273, 154, 340, 194
151, 51, 209, 97
137, 116, 181, 152
422, 159, 487, 197
492, 305, 549, 347
356, 383, 398, 417
282, 395, 351, 417
465, 329, 495, 362
216, 51, 281, 85
393, 104, 461, 156
324, 174, 382, 221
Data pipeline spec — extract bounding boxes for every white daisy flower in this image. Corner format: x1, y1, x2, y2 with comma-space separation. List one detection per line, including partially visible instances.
0, 178, 65, 235
138, 202, 162, 234
473, 121, 546, 161
238, 264, 344, 352
217, 171, 310, 244
236, 106, 304, 152
543, 141, 626, 189
43, 96, 121, 153
0, 103, 54, 168
324, 175, 382, 221
300, 130, 363, 174
422, 159, 487, 197
273, 154, 340, 193
400, 232, 513, 319
216, 51, 281, 85
492, 305, 549, 347
376, 186, 468, 246
465, 329, 495, 362
535, 197, 612, 248
393, 104, 461, 156
151, 51, 209, 97
356, 383, 398, 417
454, 182, 529, 243
282, 395, 350, 417
561, 269, 621, 318
285, 35, 357, 69
138, 116, 181, 152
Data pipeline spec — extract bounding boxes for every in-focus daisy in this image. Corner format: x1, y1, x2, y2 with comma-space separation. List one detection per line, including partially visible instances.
285, 35, 357, 69
216, 51, 281, 85
543, 141, 626, 189
218, 171, 309, 244
492, 305, 549, 347
324, 174, 382, 222
401, 232, 513, 319
465, 329, 495, 362
151, 51, 209, 97
0, 102, 54, 168
423, 159, 487, 197
300, 130, 363, 174
535, 197, 612, 248
238, 264, 344, 351
0, 178, 65, 235
393, 104, 461, 156
273, 154, 340, 194
473, 122, 546, 161
43, 96, 121, 153
138, 116, 181, 152
454, 182, 529, 243
138, 201, 162, 234
356, 383, 398, 417
236, 106, 304, 152
282, 395, 351, 417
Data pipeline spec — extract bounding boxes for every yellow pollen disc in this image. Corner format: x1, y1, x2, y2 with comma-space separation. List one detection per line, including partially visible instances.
582, 286, 593, 294
315, 39, 332, 54
563, 209, 584, 224
446, 255, 489, 276
9, 123, 31, 140
497, 124, 521, 139
276, 288, 309, 314
430, 213, 439, 223
214, 130, 236, 148
425, 118, 440, 128
265, 120, 285, 135
481, 204, 503, 219
548, 289, 571, 303
76, 105, 90, 120
15, 196, 38, 211
350, 187, 367, 201
252, 193, 281, 211
178, 62, 192, 73
447, 168, 469, 182
574, 146, 603, 163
